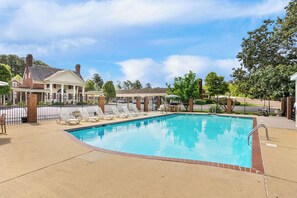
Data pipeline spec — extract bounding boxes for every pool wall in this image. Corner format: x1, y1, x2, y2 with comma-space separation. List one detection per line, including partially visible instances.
64, 113, 264, 174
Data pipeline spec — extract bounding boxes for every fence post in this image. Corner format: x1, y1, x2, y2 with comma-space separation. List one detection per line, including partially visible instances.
144, 97, 149, 112
287, 97, 292, 119
99, 96, 105, 113
27, 94, 37, 123
136, 97, 141, 111
226, 98, 232, 114
189, 98, 193, 112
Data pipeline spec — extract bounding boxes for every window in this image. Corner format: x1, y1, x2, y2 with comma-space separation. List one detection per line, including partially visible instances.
69, 85, 72, 89
47, 84, 50, 88
53, 84, 56, 88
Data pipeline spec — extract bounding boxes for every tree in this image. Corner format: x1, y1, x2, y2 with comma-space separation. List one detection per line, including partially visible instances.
93, 73, 104, 90
116, 81, 122, 90
103, 81, 116, 103
233, 0, 297, 99
123, 80, 133, 90
0, 64, 12, 94
167, 71, 200, 111
132, 80, 142, 89
85, 80, 96, 92
0, 54, 49, 76
14, 74, 23, 81
205, 72, 229, 97
33, 60, 49, 67
145, 83, 152, 89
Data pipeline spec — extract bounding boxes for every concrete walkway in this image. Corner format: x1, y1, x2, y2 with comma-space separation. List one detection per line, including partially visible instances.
0, 114, 296, 197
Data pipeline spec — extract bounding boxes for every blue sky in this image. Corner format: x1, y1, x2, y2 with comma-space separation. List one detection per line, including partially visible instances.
0, 0, 289, 87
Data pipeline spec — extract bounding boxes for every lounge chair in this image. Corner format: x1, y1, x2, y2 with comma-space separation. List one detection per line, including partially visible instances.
132, 105, 148, 116
122, 106, 139, 117
93, 106, 114, 120
81, 109, 100, 122
111, 106, 129, 118
0, 114, 7, 134
57, 112, 80, 125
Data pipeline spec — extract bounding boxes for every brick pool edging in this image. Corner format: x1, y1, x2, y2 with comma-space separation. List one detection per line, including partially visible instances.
63, 114, 264, 174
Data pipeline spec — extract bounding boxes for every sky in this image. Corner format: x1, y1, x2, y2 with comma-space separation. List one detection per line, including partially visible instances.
0, 0, 289, 87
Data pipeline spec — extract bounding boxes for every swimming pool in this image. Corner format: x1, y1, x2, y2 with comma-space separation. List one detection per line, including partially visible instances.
68, 114, 254, 168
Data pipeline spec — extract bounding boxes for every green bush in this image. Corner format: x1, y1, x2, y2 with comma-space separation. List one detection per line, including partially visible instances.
6, 101, 12, 106
76, 101, 87, 105
17, 101, 24, 106
51, 101, 64, 106
194, 99, 214, 105
208, 105, 222, 113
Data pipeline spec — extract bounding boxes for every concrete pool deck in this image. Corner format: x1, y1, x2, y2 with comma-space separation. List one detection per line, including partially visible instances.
0, 113, 296, 197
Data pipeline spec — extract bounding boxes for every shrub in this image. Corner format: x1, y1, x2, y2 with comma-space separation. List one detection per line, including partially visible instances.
76, 101, 87, 105
208, 105, 222, 113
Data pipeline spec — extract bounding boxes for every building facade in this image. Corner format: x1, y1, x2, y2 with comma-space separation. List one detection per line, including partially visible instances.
12, 54, 85, 105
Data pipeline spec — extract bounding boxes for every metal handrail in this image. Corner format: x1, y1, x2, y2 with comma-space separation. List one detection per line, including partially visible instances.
247, 124, 269, 145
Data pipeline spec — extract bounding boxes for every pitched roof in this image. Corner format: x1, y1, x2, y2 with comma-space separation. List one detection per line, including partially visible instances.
29, 64, 84, 82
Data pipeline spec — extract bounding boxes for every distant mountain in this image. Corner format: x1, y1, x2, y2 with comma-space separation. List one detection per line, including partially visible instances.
0, 54, 49, 76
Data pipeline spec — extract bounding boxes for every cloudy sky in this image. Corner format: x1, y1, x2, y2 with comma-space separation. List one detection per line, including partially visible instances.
0, 0, 289, 87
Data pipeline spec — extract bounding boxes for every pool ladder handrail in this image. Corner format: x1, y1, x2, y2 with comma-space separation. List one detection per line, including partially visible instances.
247, 124, 269, 146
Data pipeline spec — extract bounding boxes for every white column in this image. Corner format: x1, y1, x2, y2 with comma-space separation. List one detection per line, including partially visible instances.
82, 86, 85, 102
73, 85, 76, 103
61, 84, 64, 102
49, 83, 53, 100
13, 91, 16, 105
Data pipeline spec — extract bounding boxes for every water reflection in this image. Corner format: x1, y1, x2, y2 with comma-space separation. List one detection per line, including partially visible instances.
70, 114, 253, 167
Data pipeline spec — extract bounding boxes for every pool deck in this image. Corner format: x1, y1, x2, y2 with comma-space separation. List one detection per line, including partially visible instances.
0, 113, 296, 197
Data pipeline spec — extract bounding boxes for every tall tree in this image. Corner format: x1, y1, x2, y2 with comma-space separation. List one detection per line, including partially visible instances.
123, 80, 133, 90
103, 81, 116, 103
0, 54, 49, 76
233, 0, 297, 99
167, 71, 200, 111
205, 72, 229, 97
132, 80, 142, 89
116, 81, 122, 90
92, 73, 104, 90
145, 83, 152, 89
85, 80, 96, 92
0, 64, 12, 94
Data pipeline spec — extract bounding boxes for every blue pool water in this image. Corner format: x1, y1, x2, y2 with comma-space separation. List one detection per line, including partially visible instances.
69, 114, 253, 167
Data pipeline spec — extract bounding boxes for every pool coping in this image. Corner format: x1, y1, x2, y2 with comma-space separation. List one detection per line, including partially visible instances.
64, 113, 265, 175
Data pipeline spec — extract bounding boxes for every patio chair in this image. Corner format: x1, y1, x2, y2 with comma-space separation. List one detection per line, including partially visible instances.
111, 106, 129, 118
122, 106, 139, 117
132, 105, 148, 116
0, 114, 7, 134
81, 108, 100, 122
57, 112, 80, 125
93, 106, 114, 120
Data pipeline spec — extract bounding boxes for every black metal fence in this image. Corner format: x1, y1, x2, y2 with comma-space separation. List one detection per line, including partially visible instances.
0, 94, 27, 125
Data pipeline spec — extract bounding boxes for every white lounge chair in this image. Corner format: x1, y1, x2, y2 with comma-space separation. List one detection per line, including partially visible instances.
57, 112, 80, 125
122, 106, 139, 117
111, 106, 129, 118
94, 106, 114, 120
132, 105, 148, 116
81, 108, 99, 122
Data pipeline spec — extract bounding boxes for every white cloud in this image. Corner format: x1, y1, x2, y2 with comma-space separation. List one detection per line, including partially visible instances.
117, 55, 241, 86
117, 58, 162, 86
163, 55, 211, 80
1, 0, 289, 41
0, 37, 96, 57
